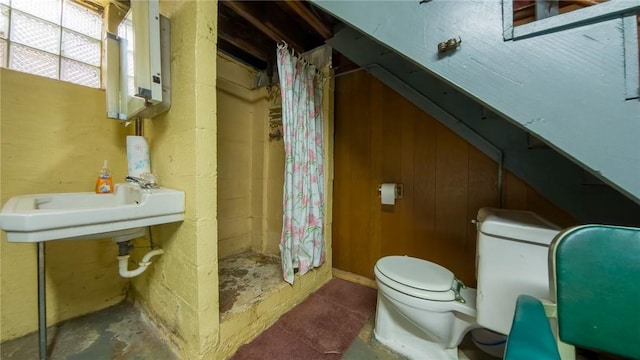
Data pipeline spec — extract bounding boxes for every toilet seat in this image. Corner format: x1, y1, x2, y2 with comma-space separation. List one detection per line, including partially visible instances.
375, 256, 457, 301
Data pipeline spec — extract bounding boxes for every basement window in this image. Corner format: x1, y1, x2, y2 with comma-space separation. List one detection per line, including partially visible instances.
503, 0, 640, 40
512, 0, 609, 27
505, 1, 640, 99
0, 0, 102, 88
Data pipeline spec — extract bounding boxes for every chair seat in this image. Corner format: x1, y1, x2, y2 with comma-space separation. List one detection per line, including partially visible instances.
505, 295, 560, 360
505, 225, 640, 360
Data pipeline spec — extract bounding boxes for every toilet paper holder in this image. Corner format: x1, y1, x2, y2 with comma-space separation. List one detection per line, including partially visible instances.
377, 184, 403, 200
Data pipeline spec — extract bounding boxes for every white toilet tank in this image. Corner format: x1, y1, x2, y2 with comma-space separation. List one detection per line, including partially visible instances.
475, 207, 561, 335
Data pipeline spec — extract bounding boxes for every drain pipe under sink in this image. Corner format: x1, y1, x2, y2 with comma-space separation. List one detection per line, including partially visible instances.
115, 227, 164, 278
118, 249, 164, 278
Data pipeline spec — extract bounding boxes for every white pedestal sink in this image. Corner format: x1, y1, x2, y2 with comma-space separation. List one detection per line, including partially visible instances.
0, 183, 185, 242
0, 183, 184, 360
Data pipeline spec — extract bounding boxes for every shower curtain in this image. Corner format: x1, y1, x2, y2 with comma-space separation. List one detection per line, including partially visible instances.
277, 43, 325, 284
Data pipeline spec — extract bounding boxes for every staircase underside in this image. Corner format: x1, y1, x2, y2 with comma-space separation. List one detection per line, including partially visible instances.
312, 0, 640, 225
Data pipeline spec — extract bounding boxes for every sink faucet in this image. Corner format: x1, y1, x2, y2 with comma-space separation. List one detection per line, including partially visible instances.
125, 175, 159, 189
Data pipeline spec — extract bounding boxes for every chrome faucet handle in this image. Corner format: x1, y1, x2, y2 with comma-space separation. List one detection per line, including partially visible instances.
140, 173, 159, 188
125, 174, 159, 189
125, 175, 144, 186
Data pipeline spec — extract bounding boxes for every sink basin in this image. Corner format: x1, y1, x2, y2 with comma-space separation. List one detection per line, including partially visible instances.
0, 183, 185, 242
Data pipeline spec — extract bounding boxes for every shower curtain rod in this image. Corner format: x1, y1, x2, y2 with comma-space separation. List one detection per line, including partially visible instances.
331, 65, 372, 79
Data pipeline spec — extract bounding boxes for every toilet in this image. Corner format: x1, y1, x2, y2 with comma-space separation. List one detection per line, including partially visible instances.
373, 207, 561, 360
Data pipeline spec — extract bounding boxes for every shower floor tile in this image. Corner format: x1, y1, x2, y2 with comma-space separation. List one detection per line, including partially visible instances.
218, 250, 282, 316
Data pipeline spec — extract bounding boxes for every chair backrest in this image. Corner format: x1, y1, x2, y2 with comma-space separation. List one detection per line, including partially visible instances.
550, 225, 640, 359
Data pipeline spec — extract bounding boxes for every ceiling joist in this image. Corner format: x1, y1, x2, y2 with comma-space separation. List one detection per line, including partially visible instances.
218, 12, 272, 62
217, 1, 336, 70
279, 2, 332, 40
221, 1, 306, 52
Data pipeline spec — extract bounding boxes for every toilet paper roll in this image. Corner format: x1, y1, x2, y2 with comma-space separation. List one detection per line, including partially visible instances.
126, 135, 151, 177
380, 183, 397, 205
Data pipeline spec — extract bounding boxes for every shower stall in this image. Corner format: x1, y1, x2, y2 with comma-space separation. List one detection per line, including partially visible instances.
216, 54, 287, 317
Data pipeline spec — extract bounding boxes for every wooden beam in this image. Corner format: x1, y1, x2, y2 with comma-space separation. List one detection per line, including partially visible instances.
218, 12, 272, 62
280, 1, 332, 39
221, 1, 306, 52
217, 33, 269, 64
217, 38, 268, 70
332, 268, 377, 289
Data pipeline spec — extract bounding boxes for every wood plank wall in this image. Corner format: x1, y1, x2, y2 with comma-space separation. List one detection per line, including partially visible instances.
333, 71, 576, 286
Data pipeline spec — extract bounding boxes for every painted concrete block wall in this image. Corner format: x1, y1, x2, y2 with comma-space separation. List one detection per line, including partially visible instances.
0, 68, 130, 340
128, 1, 219, 359
250, 88, 286, 255
217, 55, 261, 258
250, 89, 268, 253
215, 54, 285, 258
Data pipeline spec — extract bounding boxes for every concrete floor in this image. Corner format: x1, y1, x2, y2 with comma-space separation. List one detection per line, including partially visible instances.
0, 300, 494, 360
343, 316, 495, 360
1, 251, 496, 359
0, 301, 177, 360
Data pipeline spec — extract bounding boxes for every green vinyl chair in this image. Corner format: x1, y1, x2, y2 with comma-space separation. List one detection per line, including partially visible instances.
504, 225, 640, 360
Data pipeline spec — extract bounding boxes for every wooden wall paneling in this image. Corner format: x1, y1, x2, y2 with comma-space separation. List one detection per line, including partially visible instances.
380, 83, 406, 259
332, 71, 575, 282
502, 171, 528, 210
332, 72, 356, 271
523, 184, 577, 228
348, 72, 376, 277
502, 171, 576, 227
465, 147, 500, 286
433, 124, 470, 279
368, 75, 384, 277
331, 74, 346, 270
399, 90, 416, 257
412, 106, 438, 264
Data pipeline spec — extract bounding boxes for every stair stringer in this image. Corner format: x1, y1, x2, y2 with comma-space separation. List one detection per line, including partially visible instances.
328, 25, 640, 225
312, 0, 640, 207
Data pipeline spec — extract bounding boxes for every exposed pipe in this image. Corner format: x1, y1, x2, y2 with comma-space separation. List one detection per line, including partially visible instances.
37, 242, 47, 360
332, 64, 373, 79
117, 249, 164, 278
148, 226, 155, 249
134, 117, 143, 136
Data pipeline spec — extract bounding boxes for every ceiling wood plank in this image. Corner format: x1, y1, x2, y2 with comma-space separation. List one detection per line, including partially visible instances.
218, 12, 272, 62
280, 2, 332, 39
218, 38, 267, 70
221, 1, 306, 51
218, 33, 269, 63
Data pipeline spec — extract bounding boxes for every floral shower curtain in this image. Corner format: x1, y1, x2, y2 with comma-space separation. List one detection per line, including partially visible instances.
277, 43, 325, 284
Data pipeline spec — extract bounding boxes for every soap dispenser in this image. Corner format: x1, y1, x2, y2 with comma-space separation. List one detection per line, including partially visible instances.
95, 160, 114, 194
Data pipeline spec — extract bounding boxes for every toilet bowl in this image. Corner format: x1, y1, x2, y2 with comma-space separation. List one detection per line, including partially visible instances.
374, 256, 478, 360
373, 207, 561, 360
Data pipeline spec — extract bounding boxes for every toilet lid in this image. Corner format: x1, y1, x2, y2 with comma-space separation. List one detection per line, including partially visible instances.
376, 256, 455, 292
